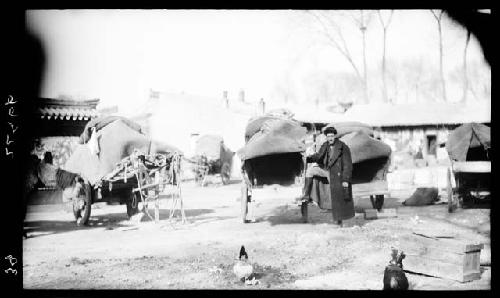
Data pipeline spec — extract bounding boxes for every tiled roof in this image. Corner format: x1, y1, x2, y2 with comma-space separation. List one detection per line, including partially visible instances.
36, 98, 100, 120
342, 101, 491, 127
37, 107, 99, 120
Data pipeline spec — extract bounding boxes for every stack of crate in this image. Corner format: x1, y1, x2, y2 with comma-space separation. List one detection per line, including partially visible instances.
399, 232, 484, 283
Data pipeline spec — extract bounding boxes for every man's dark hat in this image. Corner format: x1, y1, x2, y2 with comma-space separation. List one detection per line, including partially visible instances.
323, 126, 337, 135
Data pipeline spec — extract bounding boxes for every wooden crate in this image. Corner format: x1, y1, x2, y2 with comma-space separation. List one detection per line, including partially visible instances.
399, 233, 484, 283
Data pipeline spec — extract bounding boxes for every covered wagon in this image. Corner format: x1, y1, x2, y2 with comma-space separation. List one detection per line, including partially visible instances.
237, 111, 307, 223
57, 116, 183, 225
446, 122, 491, 212
304, 122, 392, 221
192, 134, 234, 186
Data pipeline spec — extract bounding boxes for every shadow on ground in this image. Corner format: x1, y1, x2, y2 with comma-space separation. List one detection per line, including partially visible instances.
353, 196, 402, 213
24, 208, 217, 238
263, 204, 367, 228
190, 178, 243, 188
260, 195, 404, 226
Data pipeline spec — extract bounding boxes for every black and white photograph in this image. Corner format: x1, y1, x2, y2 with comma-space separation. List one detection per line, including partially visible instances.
4, 8, 493, 291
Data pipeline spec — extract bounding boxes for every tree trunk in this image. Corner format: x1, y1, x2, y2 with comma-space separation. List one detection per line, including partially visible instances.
462, 31, 471, 103
437, 22, 447, 102
381, 28, 388, 103
377, 10, 393, 104
362, 29, 369, 104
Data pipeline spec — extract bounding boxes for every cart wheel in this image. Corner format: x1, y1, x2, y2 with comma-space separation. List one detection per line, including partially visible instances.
301, 201, 308, 223
126, 190, 140, 218
73, 182, 92, 226
241, 184, 249, 223
447, 168, 454, 213
221, 162, 231, 185
375, 195, 384, 211
457, 193, 464, 209
194, 171, 201, 184
447, 168, 460, 213
195, 169, 205, 186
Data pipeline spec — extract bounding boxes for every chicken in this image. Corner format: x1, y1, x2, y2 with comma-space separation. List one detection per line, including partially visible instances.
233, 245, 253, 282
383, 248, 409, 290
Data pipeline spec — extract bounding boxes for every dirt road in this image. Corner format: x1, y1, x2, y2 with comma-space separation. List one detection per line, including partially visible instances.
23, 180, 490, 290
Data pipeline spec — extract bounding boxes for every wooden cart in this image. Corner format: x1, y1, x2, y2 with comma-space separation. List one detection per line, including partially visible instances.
240, 152, 305, 223
302, 128, 392, 223
71, 151, 184, 226
445, 123, 491, 213
192, 135, 234, 186
193, 154, 233, 186
447, 161, 491, 212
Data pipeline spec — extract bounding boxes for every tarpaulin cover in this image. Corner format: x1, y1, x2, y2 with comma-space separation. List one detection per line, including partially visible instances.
324, 121, 374, 137
194, 134, 234, 164
65, 119, 181, 185
446, 123, 490, 162
308, 130, 392, 184
79, 116, 143, 144
339, 131, 392, 164
310, 131, 391, 184
238, 116, 307, 161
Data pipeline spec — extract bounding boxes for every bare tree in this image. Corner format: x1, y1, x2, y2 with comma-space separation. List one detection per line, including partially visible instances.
430, 10, 447, 102
377, 10, 394, 103
351, 10, 374, 104
461, 30, 471, 102
306, 11, 369, 104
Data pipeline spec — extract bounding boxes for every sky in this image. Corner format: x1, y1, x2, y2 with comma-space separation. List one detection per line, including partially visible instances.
26, 10, 490, 114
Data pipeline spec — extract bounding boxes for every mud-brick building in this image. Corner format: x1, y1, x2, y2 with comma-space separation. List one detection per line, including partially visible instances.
32, 98, 100, 169
27, 98, 100, 204
342, 101, 491, 164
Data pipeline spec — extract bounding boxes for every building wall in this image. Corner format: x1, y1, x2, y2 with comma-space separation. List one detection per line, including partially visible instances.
32, 136, 80, 169
378, 125, 459, 169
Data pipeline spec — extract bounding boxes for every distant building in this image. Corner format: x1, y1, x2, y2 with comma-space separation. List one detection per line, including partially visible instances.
29, 97, 100, 204
32, 97, 100, 169
295, 101, 490, 165
342, 102, 491, 164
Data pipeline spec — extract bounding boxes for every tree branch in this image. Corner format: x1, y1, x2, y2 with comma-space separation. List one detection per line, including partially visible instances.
308, 11, 364, 82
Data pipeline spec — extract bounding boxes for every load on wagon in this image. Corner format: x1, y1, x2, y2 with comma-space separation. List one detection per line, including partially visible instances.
57, 116, 183, 226
191, 134, 235, 186
445, 122, 491, 212
307, 122, 392, 216
237, 110, 307, 223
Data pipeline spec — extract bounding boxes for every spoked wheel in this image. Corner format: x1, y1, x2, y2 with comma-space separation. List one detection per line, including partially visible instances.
126, 190, 140, 218
375, 195, 384, 211
135, 171, 156, 221
195, 171, 203, 186
369, 195, 385, 211
73, 182, 92, 226
241, 183, 249, 223
195, 167, 208, 186
301, 201, 308, 223
447, 168, 455, 213
221, 162, 231, 185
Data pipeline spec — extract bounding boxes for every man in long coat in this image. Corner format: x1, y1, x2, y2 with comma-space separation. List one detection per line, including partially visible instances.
304, 126, 354, 225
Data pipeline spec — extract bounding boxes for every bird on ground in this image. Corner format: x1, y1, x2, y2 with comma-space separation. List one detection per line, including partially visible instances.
233, 245, 254, 282
383, 248, 409, 290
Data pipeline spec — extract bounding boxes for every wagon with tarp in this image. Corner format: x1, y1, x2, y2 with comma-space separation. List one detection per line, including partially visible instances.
237, 110, 307, 223
57, 116, 184, 226
191, 134, 234, 186
446, 122, 491, 212
302, 122, 391, 221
